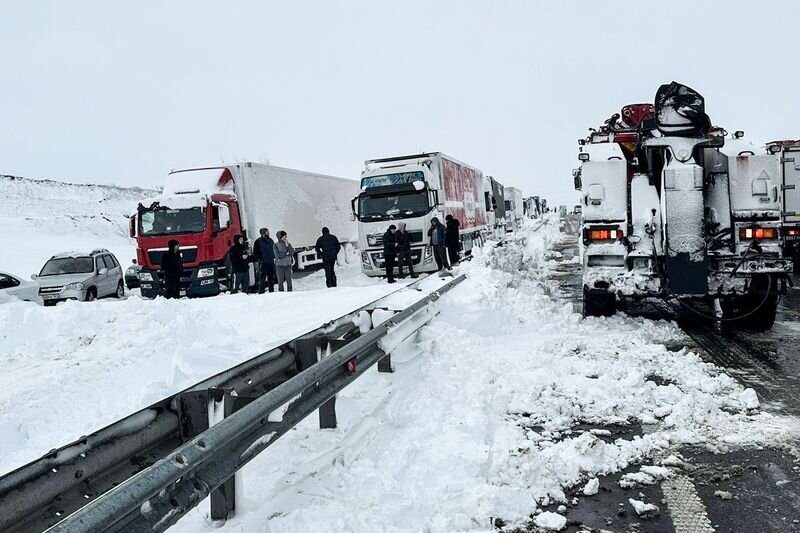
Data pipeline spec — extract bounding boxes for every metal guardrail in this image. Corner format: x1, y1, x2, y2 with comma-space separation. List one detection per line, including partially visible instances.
0, 278, 436, 533
45, 274, 465, 533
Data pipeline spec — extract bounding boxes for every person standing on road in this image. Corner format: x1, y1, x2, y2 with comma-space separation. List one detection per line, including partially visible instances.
274, 231, 295, 292
383, 224, 397, 283
161, 239, 183, 299
253, 227, 276, 293
395, 222, 416, 278
428, 217, 448, 271
228, 234, 252, 294
445, 214, 461, 266
315, 227, 342, 288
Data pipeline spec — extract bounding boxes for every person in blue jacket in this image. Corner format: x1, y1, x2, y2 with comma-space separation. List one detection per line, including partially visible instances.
253, 227, 276, 293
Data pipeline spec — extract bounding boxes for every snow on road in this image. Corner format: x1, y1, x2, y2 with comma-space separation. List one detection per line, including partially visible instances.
163, 217, 793, 533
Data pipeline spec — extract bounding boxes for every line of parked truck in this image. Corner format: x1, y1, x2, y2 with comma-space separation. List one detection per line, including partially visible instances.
126, 155, 545, 297
574, 81, 798, 329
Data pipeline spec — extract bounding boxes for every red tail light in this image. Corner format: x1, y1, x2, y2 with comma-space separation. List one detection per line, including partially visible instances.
786, 228, 800, 237
739, 227, 777, 240
587, 229, 623, 241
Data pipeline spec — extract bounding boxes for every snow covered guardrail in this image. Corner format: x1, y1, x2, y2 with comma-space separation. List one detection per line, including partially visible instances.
42, 275, 465, 533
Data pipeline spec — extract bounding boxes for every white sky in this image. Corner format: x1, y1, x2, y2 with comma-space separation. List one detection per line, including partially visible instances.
2, 1, 799, 206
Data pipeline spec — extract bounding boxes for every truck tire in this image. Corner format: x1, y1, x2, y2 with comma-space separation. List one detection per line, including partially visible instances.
720, 275, 778, 331
582, 287, 616, 317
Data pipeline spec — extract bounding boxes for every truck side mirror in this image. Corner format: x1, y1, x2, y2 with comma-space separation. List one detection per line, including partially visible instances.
574, 174, 582, 190
128, 216, 136, 238
351, 196, 359, 219
218, 204, 231, 229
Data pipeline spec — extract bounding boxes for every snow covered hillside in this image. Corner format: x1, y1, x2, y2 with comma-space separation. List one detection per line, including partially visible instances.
0, 174, 158, 277
159, 219, 792, 533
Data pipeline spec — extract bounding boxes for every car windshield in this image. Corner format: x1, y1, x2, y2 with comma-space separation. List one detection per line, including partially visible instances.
358, 191, 430, 221
140, 207, 206, 236
40, 257, 94, 276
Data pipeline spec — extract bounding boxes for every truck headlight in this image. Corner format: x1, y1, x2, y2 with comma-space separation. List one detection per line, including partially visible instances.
139, 272, 154, 282
361, 251, 370, 266
197, 267, 215, 278
64, 282, 84, 291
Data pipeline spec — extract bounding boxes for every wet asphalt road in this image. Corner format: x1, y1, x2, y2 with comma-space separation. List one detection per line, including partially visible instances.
540, 215, 800, 533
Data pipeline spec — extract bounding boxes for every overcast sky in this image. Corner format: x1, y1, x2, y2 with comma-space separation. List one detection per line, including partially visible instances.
2, 1, 799, 205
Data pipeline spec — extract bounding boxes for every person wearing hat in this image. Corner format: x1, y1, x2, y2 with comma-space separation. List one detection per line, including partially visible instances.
428, 217, 448, 271
228, 234, 252, 294
273, 230, 295, 292
383, 224, 397, 283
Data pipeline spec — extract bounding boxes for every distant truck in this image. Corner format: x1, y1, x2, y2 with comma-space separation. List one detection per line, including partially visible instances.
131, 163, 359, 297
766, 140, 800, 270
484, 175, 507, 236
504, 186, 524, 230
352, 153, 489, 276
559, 205, 568, 216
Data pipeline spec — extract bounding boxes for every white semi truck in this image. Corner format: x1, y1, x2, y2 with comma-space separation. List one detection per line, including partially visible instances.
504, 186, 525, 230
352, 153, 489, 276
574, 82, 793, 328
132, 163, 359, 297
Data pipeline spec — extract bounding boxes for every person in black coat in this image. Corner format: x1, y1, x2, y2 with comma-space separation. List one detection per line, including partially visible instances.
253, 228, 276, 294
315, 227, 342, 288
160, 239, 183, 299
395, 222, 417, 278
228, 234, 252, 294
383, 224, 397, 283
445, 214, 461, 266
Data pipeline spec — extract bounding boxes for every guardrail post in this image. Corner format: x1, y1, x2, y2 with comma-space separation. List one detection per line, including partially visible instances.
210, 394, 256, 521
296, 337, 337, 429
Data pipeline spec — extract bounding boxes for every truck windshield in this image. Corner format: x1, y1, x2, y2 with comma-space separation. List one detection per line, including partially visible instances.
358, 191, 430, 221
40, 257, 94, 276
140, 207, 206, 236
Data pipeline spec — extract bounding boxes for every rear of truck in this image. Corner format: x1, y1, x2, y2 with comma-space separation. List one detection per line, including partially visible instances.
576, 85, 791, 327
767, 141, 800, 270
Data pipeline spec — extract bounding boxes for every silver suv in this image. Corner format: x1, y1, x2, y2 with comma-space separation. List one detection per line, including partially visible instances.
35, 249, 125, 306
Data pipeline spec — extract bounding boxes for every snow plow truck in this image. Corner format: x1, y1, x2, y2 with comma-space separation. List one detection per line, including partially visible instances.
574, 82, 793, 329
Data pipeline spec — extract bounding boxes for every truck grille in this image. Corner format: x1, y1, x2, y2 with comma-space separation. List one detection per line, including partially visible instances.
369, 249, 423, 269
148, 247, 198, 266
370, 230, 424, 247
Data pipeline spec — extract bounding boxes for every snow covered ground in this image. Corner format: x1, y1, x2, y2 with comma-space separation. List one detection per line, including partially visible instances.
160, 217, 795, 533
0, 174, 157, 277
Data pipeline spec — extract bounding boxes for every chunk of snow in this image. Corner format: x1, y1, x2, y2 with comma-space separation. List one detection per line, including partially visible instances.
629, 498, 660, 518
583, 478, 600, 496
739, 388, 760, 410
534, 511, 567, 530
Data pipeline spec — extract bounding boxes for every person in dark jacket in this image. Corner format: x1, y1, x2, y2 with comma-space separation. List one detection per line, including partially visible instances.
395, 222, 417, 278
228, 234, 252, 294
428, 217, 448, 271
315, 227, 342, 288
160, 239, 183, 299
383, 224, 397, 283
445, 214, 461, 266
253, 227, 276, 294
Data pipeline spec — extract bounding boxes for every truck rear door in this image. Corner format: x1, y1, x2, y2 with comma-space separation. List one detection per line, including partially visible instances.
784, 148, 800, 225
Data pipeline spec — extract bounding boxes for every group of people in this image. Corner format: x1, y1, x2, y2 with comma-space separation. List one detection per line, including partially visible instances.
381, 214, 460, 283
159, 226, 343, 298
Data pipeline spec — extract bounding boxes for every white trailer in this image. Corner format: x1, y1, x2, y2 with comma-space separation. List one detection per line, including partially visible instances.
134, 162, 359, 297
504, 186, 524, 230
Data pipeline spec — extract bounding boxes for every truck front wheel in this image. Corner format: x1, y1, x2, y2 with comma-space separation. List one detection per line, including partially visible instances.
582, 287, 616, 317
